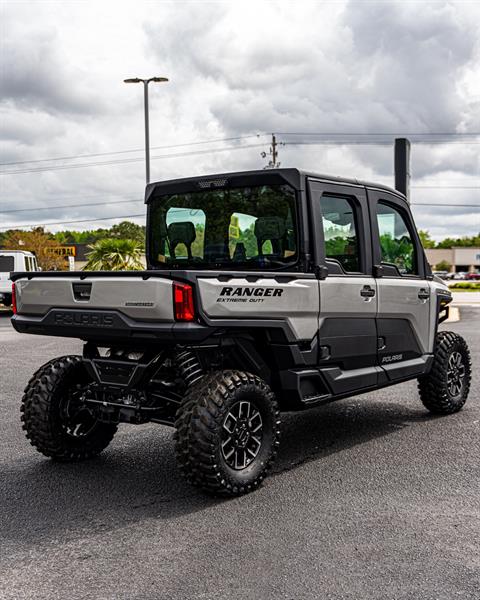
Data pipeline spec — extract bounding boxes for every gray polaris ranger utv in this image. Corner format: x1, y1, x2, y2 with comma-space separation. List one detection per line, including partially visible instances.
11, 169, 471, 496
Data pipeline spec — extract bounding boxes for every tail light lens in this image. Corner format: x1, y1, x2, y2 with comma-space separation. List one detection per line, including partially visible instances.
173, 282, 195, 322
12, 282, 17, 314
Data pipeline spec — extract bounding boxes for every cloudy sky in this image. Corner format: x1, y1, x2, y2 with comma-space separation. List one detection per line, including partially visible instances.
1, 0, 479, 240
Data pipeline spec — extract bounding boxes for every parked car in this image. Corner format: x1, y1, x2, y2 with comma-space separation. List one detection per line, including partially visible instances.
432, 270, 449, 279
444, 272, 466, 281
465, 272, 480, 281
0, 251, 40, 307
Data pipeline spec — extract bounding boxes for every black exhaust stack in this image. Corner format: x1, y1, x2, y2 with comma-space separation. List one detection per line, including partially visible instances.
394, 137, 411, 201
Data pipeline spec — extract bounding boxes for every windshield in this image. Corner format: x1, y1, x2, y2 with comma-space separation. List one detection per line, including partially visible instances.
149, 184, 298, 270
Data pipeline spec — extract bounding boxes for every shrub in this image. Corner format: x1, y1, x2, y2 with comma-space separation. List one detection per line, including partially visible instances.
449, 282, 480, 290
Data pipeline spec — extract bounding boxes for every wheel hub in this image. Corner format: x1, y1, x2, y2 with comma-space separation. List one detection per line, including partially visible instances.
221, 401, 263, 470
447, 351, 465, 397
62, 386, 98, 438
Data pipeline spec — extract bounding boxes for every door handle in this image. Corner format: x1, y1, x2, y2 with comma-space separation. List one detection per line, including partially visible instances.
360, 285, 376, 298
418, 288, 430, 300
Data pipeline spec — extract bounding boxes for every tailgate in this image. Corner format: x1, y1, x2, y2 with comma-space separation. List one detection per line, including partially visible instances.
14, 275, 174, 322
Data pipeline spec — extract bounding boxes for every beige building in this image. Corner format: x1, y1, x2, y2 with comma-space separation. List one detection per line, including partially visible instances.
425, 247, 480, 273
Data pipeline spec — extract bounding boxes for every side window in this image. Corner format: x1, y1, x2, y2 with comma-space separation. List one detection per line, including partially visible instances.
376, 202, 417, 275
320, 195, 360, 273
25, 257, 32, 271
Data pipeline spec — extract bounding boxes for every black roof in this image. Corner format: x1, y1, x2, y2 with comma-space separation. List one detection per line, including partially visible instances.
145, 168, 406, 203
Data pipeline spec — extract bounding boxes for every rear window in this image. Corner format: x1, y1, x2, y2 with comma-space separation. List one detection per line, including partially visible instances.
0, 256, 15, 272
149, 185, 298, 270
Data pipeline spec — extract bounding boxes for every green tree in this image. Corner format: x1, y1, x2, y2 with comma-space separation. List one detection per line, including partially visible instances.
107, 221, 145, 245
53, 228, 109, 244
418, 230, 436, 249
435, 260, 451, 272
84, 238, 144, 271
379, 233, 414, 273
437, 233, 480, 248
237, 223, 258, 257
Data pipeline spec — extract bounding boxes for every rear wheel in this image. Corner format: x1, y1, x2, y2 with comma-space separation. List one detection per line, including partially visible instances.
418, 331, 471, 414
21, 355, 117, 461
175, 370, 280, 496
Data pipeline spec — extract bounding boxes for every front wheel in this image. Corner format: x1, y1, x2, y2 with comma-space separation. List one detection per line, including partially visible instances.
418, 331, 471, 415
21, 355, 117, 461
175, 370, 280, 496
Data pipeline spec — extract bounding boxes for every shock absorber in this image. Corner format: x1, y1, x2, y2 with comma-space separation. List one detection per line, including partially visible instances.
175, 349, 204, 388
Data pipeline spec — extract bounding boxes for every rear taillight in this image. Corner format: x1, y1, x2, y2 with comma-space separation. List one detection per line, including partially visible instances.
12, 282, 17, 314
173, 282, 195, 322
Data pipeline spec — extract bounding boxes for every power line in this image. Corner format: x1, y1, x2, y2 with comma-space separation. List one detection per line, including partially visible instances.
283, 141, 480, 146
277, 132, 480, 136
0, 135, 266, 167
0, 198, 143, 214
1, 190, 478, 217
411, 203, 480, 207
0, 143, 266, 175
3, 132, 476, 168
2, 181, 477, 207
411, 186, 479, 189
2, 191, 140, 202
2, 200, 479, 231
0, 213, 146, 231
3, 137, 479, 176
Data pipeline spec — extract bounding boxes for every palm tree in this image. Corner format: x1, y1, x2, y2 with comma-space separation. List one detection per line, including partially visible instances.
84, 238, 144, 271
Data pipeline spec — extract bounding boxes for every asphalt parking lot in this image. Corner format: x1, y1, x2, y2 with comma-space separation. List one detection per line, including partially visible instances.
0, 308, 479, 600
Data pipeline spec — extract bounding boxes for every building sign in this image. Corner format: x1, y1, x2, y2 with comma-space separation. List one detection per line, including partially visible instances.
44, 246, 76, 257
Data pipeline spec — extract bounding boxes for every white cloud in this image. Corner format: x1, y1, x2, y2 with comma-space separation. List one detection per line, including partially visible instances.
1, 0, 479, 239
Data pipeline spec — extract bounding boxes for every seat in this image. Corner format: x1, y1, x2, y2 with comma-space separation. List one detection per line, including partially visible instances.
167, 222, 196, 259
254, 216, 286, 257
233, 242, 247, 262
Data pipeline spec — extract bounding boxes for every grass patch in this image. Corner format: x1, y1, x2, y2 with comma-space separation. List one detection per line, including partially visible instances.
449, 281, 480, 291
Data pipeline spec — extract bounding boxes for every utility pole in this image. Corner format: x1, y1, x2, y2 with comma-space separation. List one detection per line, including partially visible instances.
394, 137, 411, 202
261, 133, 282, 169
124, 76, 169, 184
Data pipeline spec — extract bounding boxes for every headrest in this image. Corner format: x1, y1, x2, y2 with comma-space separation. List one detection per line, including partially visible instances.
167, 221, 196, 246
254, 216, 286, 241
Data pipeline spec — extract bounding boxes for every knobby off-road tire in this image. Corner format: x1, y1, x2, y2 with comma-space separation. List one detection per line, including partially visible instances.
21, 355, 117, 461
418, 331, 471, 415
174, 370, 280, 496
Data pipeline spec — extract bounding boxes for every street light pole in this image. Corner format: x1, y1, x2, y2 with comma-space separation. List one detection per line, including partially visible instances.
124, 76, 169, 184
143, 80, 150, 185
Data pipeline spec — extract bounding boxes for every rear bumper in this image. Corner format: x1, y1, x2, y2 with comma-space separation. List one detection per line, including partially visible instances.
11, 308, 212, 344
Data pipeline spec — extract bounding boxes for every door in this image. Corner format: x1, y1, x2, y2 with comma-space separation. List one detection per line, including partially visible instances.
368, 189, 432, 381
309, 180, 379, 395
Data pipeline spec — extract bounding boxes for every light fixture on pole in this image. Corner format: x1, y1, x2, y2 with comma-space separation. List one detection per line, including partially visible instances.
124, 76, 169, 184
